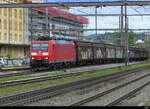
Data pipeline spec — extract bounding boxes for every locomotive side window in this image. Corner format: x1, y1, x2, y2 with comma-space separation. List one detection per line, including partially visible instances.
32, 44, 48, 50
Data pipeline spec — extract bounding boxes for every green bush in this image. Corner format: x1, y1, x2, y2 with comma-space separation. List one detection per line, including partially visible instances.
5, 53, 12, 59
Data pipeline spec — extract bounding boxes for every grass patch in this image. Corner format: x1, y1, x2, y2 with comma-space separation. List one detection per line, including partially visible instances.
0, 62, 150, 95
0, 71, 64, 83
139, 100, 150, 105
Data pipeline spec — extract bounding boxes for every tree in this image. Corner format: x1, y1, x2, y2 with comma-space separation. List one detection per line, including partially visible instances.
136, 43, 145, 48
144, 36, 150, 49
128, 30, 136, 46
115, 32, 121, 45
100, 40, 107, 43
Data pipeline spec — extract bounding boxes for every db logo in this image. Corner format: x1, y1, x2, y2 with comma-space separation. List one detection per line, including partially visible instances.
38, 51, 42, 55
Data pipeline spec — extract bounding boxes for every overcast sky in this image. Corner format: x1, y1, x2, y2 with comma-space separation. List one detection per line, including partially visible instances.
46, 0, 150, 35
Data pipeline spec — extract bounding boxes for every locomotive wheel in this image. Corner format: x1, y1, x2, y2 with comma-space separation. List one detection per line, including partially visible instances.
32, 68, 37, 72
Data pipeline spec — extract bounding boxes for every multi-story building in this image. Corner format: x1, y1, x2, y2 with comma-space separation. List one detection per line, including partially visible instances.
0, 0, 89, 59
28, 7, 89, 41
0, 0, 27, 59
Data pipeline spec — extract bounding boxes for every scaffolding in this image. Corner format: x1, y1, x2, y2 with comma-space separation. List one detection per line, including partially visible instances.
29, 7, 88, 41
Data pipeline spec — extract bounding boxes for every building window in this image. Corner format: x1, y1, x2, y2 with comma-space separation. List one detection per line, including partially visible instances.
4, 19, 7, 30
19, 35, 22, 42
0, 19, 1, 29
15, 21, 18, 31
14, 9, 17, 18
4, 33, 7, 41
10, 20, 12, 30
4, 8, 7, 16
19, 22, 22, 31
9, 8, 12, 17
14, 34, 17, 41
10, 33, 12, 41
0, 32, 1, 40
19, 10, 22, 19
0, 9, 1, 15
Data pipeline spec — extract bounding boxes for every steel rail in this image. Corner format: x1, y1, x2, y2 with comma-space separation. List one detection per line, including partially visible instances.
0, 63, 121, 79
106, 81, 150, 106
0, 63, 131, 79
0, 62, 143, 79
1, 1, 150, 8
0, 68, 108, 88
69, 73, 150, 106
0, 68, 70, 79
0, 66, 149, 106
0, 64, 149, 88
0, 67, 30, 72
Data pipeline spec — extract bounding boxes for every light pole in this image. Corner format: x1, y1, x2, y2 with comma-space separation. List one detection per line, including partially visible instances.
124, 0, 129, 66
95, 6, 98, 41
45, 0, 50, 38
120, 0, 124, 46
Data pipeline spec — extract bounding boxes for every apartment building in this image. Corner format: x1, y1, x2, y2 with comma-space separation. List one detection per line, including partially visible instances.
0, 0, 27, 59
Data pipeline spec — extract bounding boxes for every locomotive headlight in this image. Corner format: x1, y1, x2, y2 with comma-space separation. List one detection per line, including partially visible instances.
31, 53, 37, 56
45, 57, 48, 59
43, 53, 48, 56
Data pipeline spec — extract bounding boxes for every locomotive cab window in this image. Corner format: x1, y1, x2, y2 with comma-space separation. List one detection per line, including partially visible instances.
32, 44, 48, 50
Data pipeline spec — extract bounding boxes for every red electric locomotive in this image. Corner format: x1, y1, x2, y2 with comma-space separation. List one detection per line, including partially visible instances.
30, 40, 76, 71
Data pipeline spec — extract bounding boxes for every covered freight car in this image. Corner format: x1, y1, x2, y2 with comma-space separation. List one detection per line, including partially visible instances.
116, 46, 124, 62
105, 44, 116, 63
93, 43, 106, 64
129, 47, 136, 62
74, 41, 93, 65
129, 47, 149, 62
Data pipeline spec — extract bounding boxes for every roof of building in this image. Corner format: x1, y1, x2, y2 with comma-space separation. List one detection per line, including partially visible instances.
33, 7, 89, 24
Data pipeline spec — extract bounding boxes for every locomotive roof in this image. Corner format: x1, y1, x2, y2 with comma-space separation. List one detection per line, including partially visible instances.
32, 39, 148, 51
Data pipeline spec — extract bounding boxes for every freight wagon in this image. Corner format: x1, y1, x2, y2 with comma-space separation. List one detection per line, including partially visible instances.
30, 39, 149, 71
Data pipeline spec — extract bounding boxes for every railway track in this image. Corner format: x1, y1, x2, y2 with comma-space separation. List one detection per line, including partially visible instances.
0, 67, 30, 72
0, 68, 104, 88
0, 66, 149, 106
106, 82, 150, 106
0, 62, 145, 79
69, 73, 150, 106
0, 68, 64, 78
0, 65, 149, 88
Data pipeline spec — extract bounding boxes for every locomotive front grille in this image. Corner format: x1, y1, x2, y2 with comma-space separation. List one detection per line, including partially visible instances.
30, 60, 49, 66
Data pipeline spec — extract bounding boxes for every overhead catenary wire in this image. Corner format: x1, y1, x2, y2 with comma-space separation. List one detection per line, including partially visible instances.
2, 1, 150, 8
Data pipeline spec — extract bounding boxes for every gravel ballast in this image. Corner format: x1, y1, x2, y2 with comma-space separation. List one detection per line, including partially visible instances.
26, 68, 150, 106
118, 84, 150, 106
